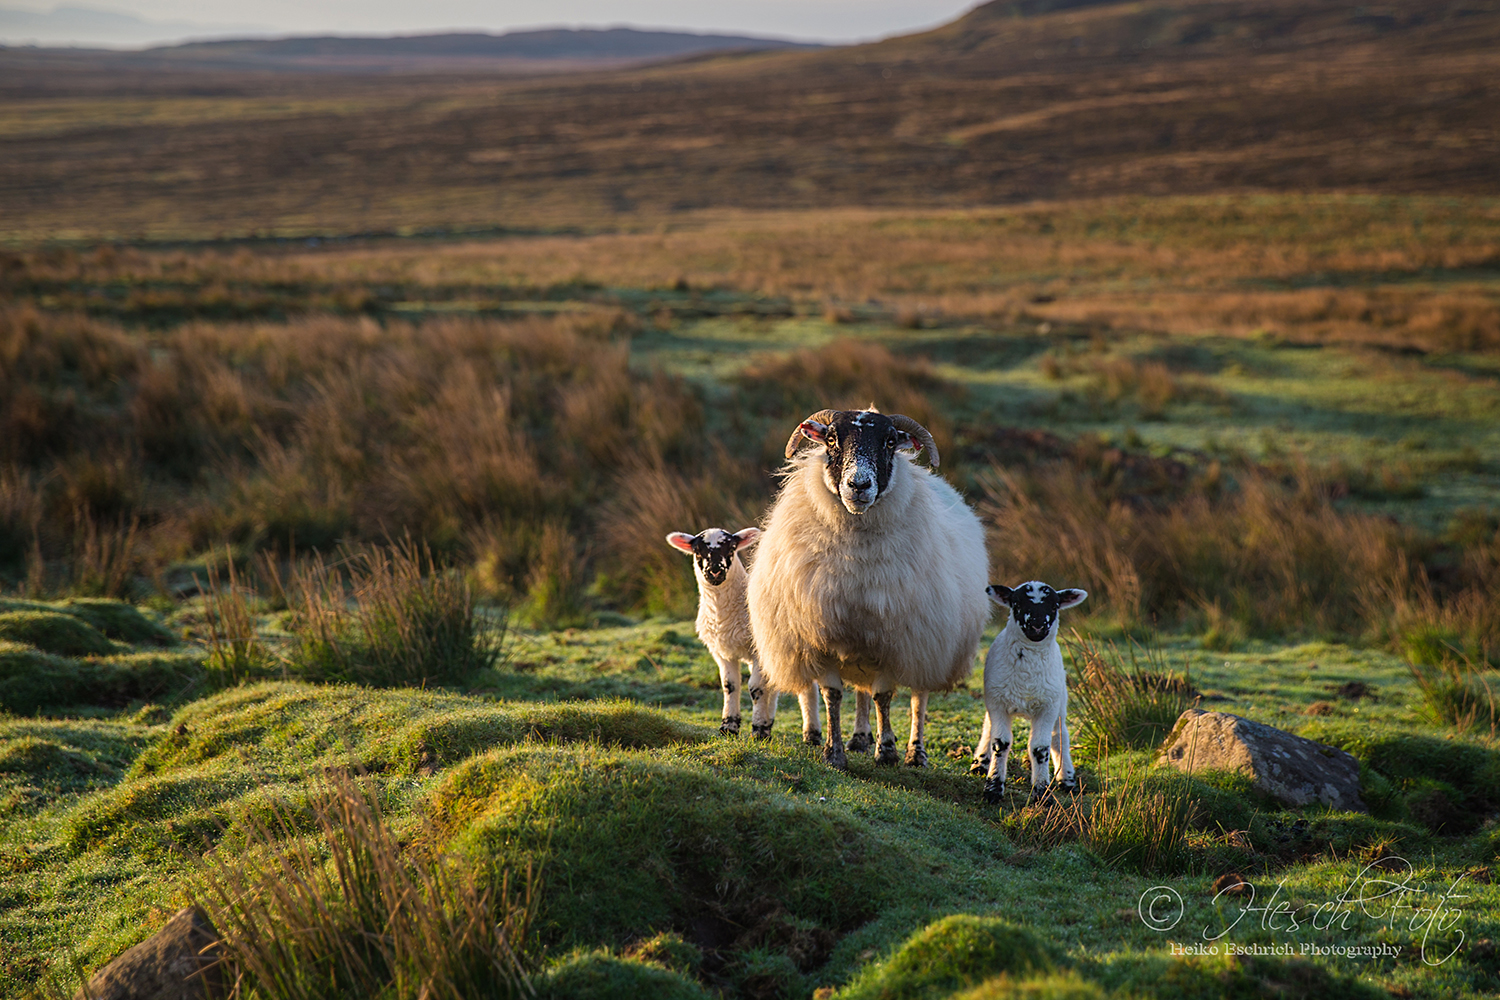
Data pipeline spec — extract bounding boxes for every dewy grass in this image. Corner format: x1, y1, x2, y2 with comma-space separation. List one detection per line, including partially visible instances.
198, 771, 535, 1000
280, 539, 503, 688
1064, 631, 1198, 757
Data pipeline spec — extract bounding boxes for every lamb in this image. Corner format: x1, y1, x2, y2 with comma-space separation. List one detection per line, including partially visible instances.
747, 408, 990, 769
970, 581, 1088, 804
666, 527, 821, 741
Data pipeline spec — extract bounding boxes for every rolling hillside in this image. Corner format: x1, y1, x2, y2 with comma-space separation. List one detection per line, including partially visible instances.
1, 0, 1497, 239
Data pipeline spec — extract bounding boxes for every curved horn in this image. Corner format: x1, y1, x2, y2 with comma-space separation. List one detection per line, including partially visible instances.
888, 414, 939, 468
785, 408, 841, 460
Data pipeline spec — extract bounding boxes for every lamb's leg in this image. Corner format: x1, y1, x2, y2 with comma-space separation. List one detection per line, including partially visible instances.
1027, 706, 1060, 802
1053, 699, 1078, 793
848, 689, 875, 754
747, 655, 776, 740
820, 672, 847, 770
714, 653, 741, 736
983, 711, 1013, 805
872, 689, 900, 766
905, 691, 929, 767
799, 684, 822, 745
970, 708, 993, 776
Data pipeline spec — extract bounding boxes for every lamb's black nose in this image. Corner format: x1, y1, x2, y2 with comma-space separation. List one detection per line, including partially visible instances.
849, 473, 872, 491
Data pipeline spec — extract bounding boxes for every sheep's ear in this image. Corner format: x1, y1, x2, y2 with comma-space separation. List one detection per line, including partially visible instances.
986, 585, 1013, 607
798, 419, 830, 445
732, 527, 761, 550
665, 532, 697, 554
1057, 589, 1088, 609
896, 432, 920, 454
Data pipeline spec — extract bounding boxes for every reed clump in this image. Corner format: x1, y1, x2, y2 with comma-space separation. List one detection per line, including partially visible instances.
199, 772, 535, 1000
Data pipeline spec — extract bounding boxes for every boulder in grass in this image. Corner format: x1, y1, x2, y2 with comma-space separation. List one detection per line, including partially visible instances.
1158, 708, 1366, 812
73, 906, 224, 1000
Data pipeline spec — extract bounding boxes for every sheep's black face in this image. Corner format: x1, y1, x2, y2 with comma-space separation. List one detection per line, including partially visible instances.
988, 581, 1088, 642
801, 411, 917, 515
665, 527, 759, 586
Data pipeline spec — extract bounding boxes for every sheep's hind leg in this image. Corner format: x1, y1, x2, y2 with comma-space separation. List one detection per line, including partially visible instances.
799, 684, 822, 745
714, 654, 742, 736
904, 691, 929, 767
847, 689, 874, 754
983, 713, 1013, 805
1052, 703, 1078, 793
820, 673, 847, 770
747, 655, 776, 740
970, 709, 994, 776
870, 689, 901, 765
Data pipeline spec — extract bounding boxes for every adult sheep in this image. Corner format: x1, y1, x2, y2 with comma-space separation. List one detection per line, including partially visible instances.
747, 407, 990, 769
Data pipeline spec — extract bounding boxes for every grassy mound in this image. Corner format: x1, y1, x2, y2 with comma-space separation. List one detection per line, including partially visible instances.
536, 952, 714, 1000
1300, 723, 1500, 833
951, 972, 1106, 1000
0, 598, 174, 646
0, 644, 202, 715
0, 611, 116, 657
130, 683, 709, 779
433, 745, 933, 965
835, 915, 1056, 1000
1094, 952, 1388, 1000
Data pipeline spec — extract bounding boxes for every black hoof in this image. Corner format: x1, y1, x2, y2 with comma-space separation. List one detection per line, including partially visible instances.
750, 724, 773, 740
905, 745, 928, 768
968, 758, 988, 776
847, 732, 874, 754
1027, 786, 1051, 806
875, 741, 900, 766
720, 721, 741, 737
824, 743, 848, 771
803, 729, 822, 746
1056, 777, 1080, 794
983, 782, 1004, 805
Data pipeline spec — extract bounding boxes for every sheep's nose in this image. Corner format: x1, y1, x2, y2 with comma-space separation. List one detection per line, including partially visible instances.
849, 473, 873, 491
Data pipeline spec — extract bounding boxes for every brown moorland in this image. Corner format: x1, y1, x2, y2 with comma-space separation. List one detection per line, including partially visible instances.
2, 0, 1498, 241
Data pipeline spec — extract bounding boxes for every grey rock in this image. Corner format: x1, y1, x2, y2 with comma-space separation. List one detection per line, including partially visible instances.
74, 906, 223, 1000
1158, 708, 1366, 812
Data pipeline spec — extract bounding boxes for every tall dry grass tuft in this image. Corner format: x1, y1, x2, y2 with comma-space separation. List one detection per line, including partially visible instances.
1065, 631, 1199, 757
977, 461, 1412, 639
280, 539, 502, 688
200, 553, 275, 689
199, 772, 534, 1000
735, 339, 956, 466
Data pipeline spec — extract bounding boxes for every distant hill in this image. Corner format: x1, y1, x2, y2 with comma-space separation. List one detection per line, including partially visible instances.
154, 28, 825, 69
1, 0, 1497, 238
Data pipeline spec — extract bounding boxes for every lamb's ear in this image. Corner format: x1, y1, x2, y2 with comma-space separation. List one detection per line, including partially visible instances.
665, 532, 697, 554
1056, 589, 1088, 609
985, 585, 1013, 607
732, 527, 761, 550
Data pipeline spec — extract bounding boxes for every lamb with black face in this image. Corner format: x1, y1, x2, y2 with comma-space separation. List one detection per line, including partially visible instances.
987, 582, 1085, 643
682, 528, 742, 586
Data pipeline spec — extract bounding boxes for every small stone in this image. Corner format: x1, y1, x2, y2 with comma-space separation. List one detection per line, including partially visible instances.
1212, 872, 1250, 897
1158, 709, 1366, 812
74, 906, 223, 1000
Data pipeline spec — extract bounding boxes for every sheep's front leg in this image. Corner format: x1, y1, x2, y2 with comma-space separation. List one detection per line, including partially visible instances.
905, 691, 929, 767
871, 689, 900, 766
714, 654, 742, 736
847, 690, 874, 754
970, 709, 993, 776
983, 710, 1013, 805
1027, 706, 1060, 802
1053, 698, 1078, 793
820, 672, 846, 770
747, 655, 776, 740
799, 684, 822, 745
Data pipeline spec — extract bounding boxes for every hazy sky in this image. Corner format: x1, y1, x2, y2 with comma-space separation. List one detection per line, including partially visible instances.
8, 1, 983, 43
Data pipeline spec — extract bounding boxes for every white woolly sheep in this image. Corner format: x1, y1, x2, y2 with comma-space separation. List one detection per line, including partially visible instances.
970, 581, 1088, 804
666, 527, 821, 741
747, 408, 990, 769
